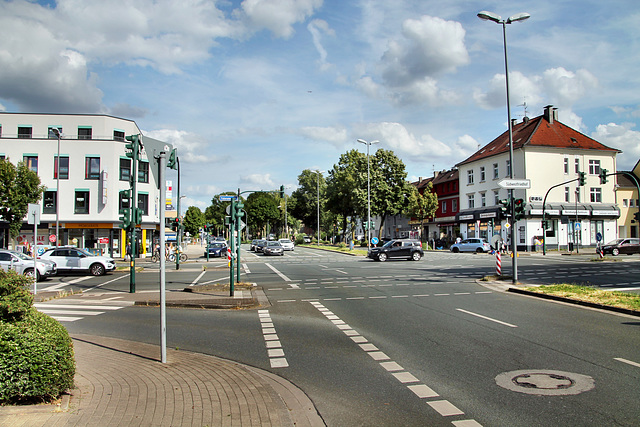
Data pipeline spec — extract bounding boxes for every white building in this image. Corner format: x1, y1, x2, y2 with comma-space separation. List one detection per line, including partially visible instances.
0, 112, 161, 257
456, 105, 620, 251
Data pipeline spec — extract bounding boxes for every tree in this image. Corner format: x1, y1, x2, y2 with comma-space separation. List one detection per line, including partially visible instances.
204, 192, 236, 236
0, 160, 46, 239
245, 192, 280, 237
405, 182, 439, 239
289, 170, 326, 237
183, 206, 205, 238
325, 150, 366, 242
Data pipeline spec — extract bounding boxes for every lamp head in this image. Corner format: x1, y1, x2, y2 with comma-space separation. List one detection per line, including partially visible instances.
507, 13, 530, 24
477, 11, 501, 23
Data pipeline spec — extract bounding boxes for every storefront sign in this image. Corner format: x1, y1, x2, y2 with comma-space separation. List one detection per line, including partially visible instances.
479, 212, 497, 219
591, 210, 619, 216
64, 223, 114, 229
459, 214, 474, 221
530, 209, 560, 216
98, 237, 109, 244
562, 210, 590, 216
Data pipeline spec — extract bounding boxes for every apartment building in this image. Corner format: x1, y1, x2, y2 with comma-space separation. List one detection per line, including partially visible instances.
615, 160, 640, 239
456, 105, 620, 251
0, 112, 161, 257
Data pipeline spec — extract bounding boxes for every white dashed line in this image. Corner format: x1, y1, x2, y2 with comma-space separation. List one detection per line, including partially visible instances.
614, 357, 640, 368
258, 309, 289, 368
456, 308, 518, 328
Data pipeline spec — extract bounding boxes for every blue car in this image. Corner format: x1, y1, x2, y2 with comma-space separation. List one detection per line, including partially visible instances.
204, 242, 228, 257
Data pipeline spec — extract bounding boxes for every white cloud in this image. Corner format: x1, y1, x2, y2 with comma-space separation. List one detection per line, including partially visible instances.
299, 126, 348, 147
541, 68, 598, 107
144, 129, 217, 164
238, 0, 322, 39
473, 71, 542, 110
307, 19, 335, 71
240, 173, 276, 190
591, 122, 640, 169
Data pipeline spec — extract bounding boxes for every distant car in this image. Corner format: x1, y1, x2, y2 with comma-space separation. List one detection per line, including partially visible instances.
250, 239, 260, 251
367, 239, 423, 262
255, 240, 268, 253
267, 234, 277, 241
600, 238, 640, 256
0, 249, 57, 281
450, 238, 492, 253
278, 239, 295, 251
263, 241, 284, 256
204, 242, 228, 257
303, 235, 312, 243
39, 246, 116, 276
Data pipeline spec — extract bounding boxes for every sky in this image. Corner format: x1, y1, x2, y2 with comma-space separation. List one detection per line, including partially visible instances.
1, 0, 640, 210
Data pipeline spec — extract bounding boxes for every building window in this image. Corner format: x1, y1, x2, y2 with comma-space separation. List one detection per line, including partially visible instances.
575, 189, 580, 203
506, 160, 511, 177
78, 127, 92, 140
630, 199, 635, 208
120, 158, 131, 181
114, 130, 125, 141
452, 199, 457, 212
588, 159, 601, 175
563, 157, 569, 174
494, 191, 500, 205
467, 169, 474, 185
574, 158, 580, 173
442, 200, 447, 213
74, 190, 90, 214
85, 157, 100, 180
18, 126, 32, 139
138, 193, 149, 216
590, 188, 602, 203
43, 191, 56, 214
48, 127, 62, 139
54, 156, 69, 179
481, 193, 486, 207
493, 163, 499, 179
23, 155, 38, 173
480, 166, 485, 182
623, 199, 629, 208
138, 160, 149, 183
468, 194, 475, 209
565, 187, 570, 202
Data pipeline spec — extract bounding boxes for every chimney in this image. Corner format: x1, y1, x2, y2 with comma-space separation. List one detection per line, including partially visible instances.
544, 105, 554, 124
523, 116, 530, 124
511, 118, 517, 128
552, 108, 558, 122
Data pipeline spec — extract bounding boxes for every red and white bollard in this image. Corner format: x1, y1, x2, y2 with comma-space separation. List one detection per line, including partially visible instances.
496, 251, 502, 276
227, 248, 232, 267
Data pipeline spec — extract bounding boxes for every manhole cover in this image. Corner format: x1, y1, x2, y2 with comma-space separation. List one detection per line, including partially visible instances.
495, 369, 595, 396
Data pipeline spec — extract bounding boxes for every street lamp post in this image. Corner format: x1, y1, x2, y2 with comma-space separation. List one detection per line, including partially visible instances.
357, 139, 379, 251
477, 10, 530, 283
311, 170, 324, 246
50, 128, 62, 247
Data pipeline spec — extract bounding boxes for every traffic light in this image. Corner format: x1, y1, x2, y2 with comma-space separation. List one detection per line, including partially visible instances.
172, 217, 180, 231
234, 201, 245, 219
125, 134, 140, 160
599, 168, 608, 184
119, 209, 131, 229
132, 207, 143, 225
498, 198, 510, 220
279, 185, 285, 198
167, 148, 177, 170
578, 171, 586, 186
119, 190, 131, 214
513, 198, 526, 221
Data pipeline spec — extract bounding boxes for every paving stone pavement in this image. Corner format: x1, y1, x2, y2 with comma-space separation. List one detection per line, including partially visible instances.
0, 334, 324, 427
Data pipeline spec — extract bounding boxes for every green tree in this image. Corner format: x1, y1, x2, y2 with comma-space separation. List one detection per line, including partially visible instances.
0, 159, 46, 238
204, 192, 236, 236
405, 182, 439, 240
289, 170, 326, 238
245, 192, 280, 237
183, 206, 205, 238
325, 150, 366, 242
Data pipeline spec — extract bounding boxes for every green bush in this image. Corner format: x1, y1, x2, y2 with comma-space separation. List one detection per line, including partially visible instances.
0, 270, 75, 405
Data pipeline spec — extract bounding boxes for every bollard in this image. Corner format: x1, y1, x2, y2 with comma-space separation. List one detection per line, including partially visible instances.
496, 251, 502, 276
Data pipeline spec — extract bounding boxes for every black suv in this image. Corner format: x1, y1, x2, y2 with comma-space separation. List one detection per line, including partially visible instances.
367, 239, 423, 262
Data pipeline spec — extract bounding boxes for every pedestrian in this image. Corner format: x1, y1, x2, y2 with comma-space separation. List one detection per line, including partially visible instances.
125, 243, 131, 261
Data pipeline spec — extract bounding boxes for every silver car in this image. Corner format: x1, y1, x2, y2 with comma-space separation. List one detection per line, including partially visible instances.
0, 249, 57, 281
450, 238, 492, 253
263, 241, 284, 256
40, 246, 116, 276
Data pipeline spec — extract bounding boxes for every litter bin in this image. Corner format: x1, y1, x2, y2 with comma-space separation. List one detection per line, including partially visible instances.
568, 242, 574, 251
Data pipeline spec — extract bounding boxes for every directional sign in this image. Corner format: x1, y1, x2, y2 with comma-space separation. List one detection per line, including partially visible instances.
219, 195, 237, 202
371, 237, 379, 245
498, 179, 531, 189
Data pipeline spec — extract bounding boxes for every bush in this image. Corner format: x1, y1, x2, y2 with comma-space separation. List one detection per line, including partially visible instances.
0, 270, 75, 405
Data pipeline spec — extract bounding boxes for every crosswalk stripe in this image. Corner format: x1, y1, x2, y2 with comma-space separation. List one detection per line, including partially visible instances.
34, 304, 127, 310
37, 309, 105, 316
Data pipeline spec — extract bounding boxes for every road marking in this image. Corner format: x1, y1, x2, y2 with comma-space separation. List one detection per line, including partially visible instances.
40, 276, 92, 292
36, 309, 104, 316
189, 270, 206, 286
427, 400, 464, 416
265, 263, 291, 281
243, 263, 251, 273
258, 309, 289, 368
604, 286, 640, 292
456, 308, 518, 328
614, 357, 640, 368
34, 304, 129, 310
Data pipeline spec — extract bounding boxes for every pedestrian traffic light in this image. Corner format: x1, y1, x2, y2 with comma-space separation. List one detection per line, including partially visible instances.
119, 189, 131, 214
513, 198, 526, 221
498, 198, 510, 220
578, 171, 586, 186
279, 185, 285, 198
167, 148, 177, 170
119, 209, 131, 229
599, 168, 608, 185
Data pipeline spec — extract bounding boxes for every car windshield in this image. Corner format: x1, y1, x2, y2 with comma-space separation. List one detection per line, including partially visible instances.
74, 248, 94, 257
210, 243, 225, 248
13, 252, 32, 260
279, 239, 292, 243
605, 239, 625, 246
268, 242, 281, 247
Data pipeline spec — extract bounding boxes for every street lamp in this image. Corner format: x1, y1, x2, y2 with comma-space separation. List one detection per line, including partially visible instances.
50, 127, 62, 247
311, 170, 324, 246
477, 10, 529, 282
357, 139, 379, 251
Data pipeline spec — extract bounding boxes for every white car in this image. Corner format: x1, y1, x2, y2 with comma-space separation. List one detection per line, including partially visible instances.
278, 239, 295, 251
40, 246, 116, 276
450, 238, 492, 253
0, 249, 57, 281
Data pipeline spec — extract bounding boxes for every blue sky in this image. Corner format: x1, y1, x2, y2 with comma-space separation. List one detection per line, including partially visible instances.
1, 0, 639, 210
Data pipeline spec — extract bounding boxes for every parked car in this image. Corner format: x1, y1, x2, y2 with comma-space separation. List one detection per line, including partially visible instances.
0, 249, 57, 281
263, 241, 284, 256
255, 240, 268, 253
204, 242, 228, 257
39, 246, 116, 276
278, 238, 295, 251
303, 235, 312, 243
450, 238, 492, 253
250, 239, 260, 251
600, 238, 640, 256
367, 239, 423, 262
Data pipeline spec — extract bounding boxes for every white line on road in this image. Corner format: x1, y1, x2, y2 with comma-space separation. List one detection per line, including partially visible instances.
82, 274, 129, 293
189, 270, 207, 286
40, 276, 92, 292
456, 308, 518, 328
335, 269, 349, 275
243, 263, 251, 273
614, 357, 640, 368
265, 263, 291, 281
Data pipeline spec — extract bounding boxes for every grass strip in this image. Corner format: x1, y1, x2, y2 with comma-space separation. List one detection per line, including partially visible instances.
522, 284, 640, 312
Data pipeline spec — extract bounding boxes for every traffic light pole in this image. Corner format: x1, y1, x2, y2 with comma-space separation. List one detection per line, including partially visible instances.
127, 135, 140, 293
175, 156, 181, 270
229, 198, 235, 296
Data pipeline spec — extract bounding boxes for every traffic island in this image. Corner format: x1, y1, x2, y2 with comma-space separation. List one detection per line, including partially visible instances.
133, 282, 264, 309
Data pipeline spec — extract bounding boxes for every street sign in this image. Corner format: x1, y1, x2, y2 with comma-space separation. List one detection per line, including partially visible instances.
498, 179, 531, 189
239, 220, 246, 230
27, 204, 40, 225
219, 195, 237, 202
504, 222, 511, 229
371, 237, 379, 245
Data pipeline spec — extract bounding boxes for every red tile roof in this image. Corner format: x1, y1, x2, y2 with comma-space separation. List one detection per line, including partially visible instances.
457, 113, 620, 166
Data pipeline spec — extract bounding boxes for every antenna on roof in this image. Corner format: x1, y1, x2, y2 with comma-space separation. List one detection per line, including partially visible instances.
517, 98, 529, 120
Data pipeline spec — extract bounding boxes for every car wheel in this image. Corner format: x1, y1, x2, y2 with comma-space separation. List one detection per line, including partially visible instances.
612, 248, 619, 256
411, 252, 422, 261
378, 253, 388, 262
24, 268, 40, 282
476, 247, 484, 253
452, 247, 460, 253
90, 263, 105, 276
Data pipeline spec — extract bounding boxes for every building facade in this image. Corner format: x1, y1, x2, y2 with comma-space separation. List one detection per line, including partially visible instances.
456, 105, 620, 251
0, 112, 161, 257
615, 161, 640, 239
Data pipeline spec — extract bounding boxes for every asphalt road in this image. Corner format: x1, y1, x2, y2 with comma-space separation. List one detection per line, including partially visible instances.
39, 246, 640, 426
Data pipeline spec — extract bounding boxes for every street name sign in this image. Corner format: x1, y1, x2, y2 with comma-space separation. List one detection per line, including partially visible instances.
498, 179, 531, 189
219, 195, 237, 202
